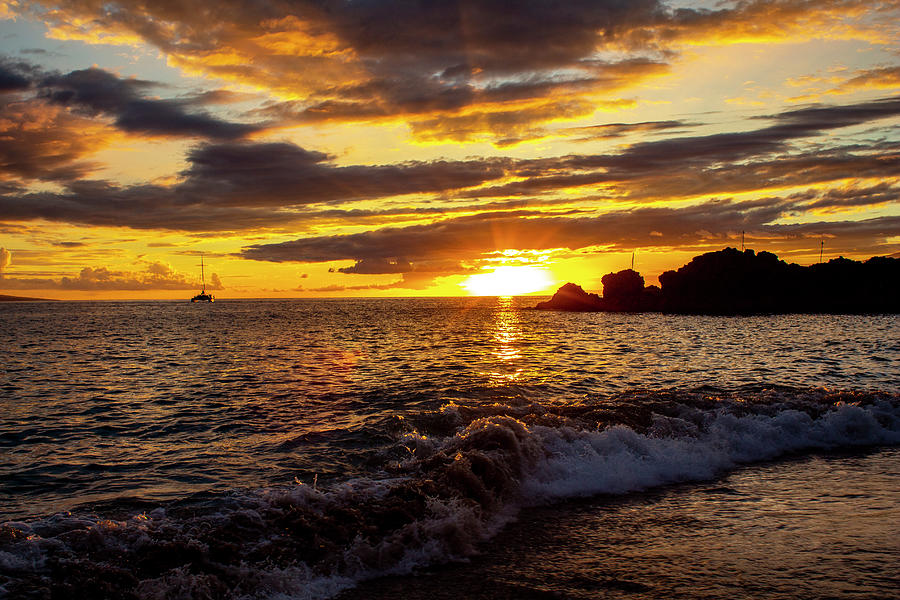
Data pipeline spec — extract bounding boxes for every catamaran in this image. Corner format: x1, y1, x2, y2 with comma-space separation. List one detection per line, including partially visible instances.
190, 255, 215, 302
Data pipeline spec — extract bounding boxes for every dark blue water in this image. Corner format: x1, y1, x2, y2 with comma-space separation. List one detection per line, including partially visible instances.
1, 298, 897, 599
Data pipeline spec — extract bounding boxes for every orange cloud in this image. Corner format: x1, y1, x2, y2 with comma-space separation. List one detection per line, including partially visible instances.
788, 65, 900, 102
19, 0, 894, 144
0, 261, 224, 290
628, 0, 898, 49
0, 97, 112, 181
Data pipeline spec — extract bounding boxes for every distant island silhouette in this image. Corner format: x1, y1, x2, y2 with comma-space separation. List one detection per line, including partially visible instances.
536, 248, 899, 314
0, 293, 56, 302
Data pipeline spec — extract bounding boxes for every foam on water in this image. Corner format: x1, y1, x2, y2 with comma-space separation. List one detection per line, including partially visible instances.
2, 386, 897, 599
523, 394, 900, 500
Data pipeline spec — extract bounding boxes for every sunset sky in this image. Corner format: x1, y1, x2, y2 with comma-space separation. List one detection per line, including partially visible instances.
0, 0, 898, 299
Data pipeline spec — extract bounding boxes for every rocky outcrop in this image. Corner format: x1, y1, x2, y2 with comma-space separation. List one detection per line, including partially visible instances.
659, 248, 899, 314
536, 248, 900, 314
535, 271, 662, 312
535, 282, 603, 311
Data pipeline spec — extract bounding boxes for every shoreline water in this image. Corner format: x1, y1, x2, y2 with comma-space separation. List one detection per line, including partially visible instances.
1, 299, 897, 599
339, 445, 900, 600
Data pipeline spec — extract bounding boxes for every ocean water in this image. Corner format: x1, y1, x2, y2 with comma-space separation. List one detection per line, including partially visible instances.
0, 297, 898, 599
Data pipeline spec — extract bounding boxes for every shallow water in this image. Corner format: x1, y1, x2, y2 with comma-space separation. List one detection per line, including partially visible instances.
346, 447, 900, 600
0, 298, 897, 599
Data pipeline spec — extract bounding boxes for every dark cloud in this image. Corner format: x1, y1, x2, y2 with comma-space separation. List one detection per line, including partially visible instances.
325, 0, 665, 74
241, 199, 900, 268
797, 182, 899, 212
0, 57, 274, 184
564, 120, 691, 141
334, 258, 412, 275
759, 96, 900, 133
41, 67, 264, 140
469, 143, 900, 204
177, 142, 511, 206
11, 0, 893, 144
0, 97, 105, 181
261, 58, 668, 141
2, 95, 898, 235
0, 180, 301, 231
186, 96, 900, 211
0, 59, 33, 92
0, 136, 505, 230
464, 97, 900, 199
10, 0, 888, 142
237, 200, 773, 264
1, 56, 265, 142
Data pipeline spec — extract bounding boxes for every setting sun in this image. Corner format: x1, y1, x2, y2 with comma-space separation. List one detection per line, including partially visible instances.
462, 265, 554, 296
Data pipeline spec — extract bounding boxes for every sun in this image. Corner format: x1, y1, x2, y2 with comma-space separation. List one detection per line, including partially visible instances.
462, 265, 554, 296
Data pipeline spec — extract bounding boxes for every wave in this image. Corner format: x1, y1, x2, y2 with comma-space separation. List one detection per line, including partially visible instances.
1, 386, 898, 599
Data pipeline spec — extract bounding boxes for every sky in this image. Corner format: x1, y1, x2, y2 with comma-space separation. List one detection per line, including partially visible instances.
0, 0, 898, 299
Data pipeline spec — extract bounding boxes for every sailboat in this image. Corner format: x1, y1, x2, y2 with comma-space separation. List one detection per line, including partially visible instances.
190, 255, 215, 303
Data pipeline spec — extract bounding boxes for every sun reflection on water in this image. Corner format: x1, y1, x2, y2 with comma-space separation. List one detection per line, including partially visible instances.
485, 296, 524, 383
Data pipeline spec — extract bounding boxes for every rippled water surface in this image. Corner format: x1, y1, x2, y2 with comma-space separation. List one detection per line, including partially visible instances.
346, 446, 900, 600
3, 298, 896, 518
0, 298, 897, 599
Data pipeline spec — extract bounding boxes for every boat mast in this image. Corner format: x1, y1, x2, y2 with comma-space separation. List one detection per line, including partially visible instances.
200, 255, 206, 293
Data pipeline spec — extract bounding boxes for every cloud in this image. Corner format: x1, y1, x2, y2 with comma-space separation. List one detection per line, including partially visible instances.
241, 199, 900, 269
0, 261, 225, 291
562, 120, 692, 142
405, 98, 639, 146
178, 142, 511, 206
763, 95, 900, 132
0, 58, 273, 183
0, 96, 109, 181
788, 65, 900, 101
462, 96, 900, 200
795, 182, 899, 212
299, 268, 452, 292
11, 0, 894, 144
299, 281, 405, 293
333, 258, 412, 275
625, 0, 898, 49
260, 58, 668, 143
0, 247, 10, 273
0, 139, 516, 231
2, 95, 898, 234
467, 141, 900, 203
0, 58, 34, 91
40, 67, 265, 140
1, 57, 266, 150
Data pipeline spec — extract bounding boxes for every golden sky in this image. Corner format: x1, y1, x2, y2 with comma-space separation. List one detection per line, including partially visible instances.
0, 0, 898, 299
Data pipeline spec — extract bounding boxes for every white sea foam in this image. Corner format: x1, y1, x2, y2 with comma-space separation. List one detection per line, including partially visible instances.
521, 399, 900, 501
2, 389, 898, 600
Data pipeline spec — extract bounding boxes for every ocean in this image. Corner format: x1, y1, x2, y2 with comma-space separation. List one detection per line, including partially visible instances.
1, 297, 898, 599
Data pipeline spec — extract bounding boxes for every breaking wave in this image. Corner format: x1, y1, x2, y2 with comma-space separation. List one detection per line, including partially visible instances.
2, 386, 898, 599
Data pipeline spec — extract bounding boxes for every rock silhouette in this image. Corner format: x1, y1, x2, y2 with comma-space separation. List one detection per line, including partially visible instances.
535, 270, 661, 312
534, 282, 603, 311
537, 248, 899, 314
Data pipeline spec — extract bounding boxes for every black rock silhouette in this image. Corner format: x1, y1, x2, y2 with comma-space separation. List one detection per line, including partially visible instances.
537, 248, 899, 314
